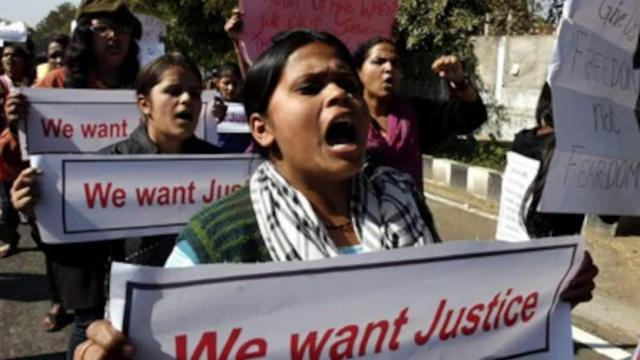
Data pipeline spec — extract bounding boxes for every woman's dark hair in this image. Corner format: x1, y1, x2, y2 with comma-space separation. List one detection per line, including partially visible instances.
217, 63, 241, 80
48, 33, 71, 50
135, 52, 202, 97
520, 136, 555, 237
2, 43, 30, 60
535, 82, 553, 128
64, 16, 139, 88
353, 36, 395, 70
243, 29, 357, 118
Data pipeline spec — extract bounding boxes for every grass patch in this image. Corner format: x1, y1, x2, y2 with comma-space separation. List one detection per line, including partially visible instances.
428, 137, 510, 171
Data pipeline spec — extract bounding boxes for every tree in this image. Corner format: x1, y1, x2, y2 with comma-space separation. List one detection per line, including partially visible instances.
395, 0, 553, 90
32, 2, 77, 53
120, 0, 555, 84
125, 0, 236, 72
547, 0, 565, 25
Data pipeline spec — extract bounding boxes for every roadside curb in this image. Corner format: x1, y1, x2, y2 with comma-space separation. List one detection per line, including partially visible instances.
422, 155, 617, 235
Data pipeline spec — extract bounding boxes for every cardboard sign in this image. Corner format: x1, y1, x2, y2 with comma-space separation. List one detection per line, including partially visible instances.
239, 0, 397, 60
18, 89, 221, 157
216, 102, 249, 134
496, 152, 541, 242
540, 0, 640, 215
31, 154, 259, 244
109, 236, 584, 359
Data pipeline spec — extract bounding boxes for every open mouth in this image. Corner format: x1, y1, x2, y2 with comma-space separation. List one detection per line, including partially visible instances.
383, 77, 394, 87
326, 117, 358, 147
106, 43, 121, 53
175, 110, 193, 122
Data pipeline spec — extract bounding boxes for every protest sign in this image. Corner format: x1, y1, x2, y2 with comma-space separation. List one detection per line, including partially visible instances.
496, 152, 541, 242
0, 21, 28, 42
135, 14, 167, 65
540, 0, 640, 215
31, 153, 258, 244
18, 88, 220, 157
239, 0, 397, 60
216, 102, 249, 134
109, 236, 583, 359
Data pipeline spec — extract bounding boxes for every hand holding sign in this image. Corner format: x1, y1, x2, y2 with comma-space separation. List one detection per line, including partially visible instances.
559, 251, 598, 306
10, 167, 42, 217
4, 91, 29, 130
73, 320, 134, 360
212, 97, 228, 123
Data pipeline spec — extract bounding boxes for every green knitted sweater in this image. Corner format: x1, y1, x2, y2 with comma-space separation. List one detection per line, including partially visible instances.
177, 186, 272, 263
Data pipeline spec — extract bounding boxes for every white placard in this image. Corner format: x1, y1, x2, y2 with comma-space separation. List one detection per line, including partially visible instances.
496, 152, 541, 242
0, 21, 28, 42
135, 14, 167, 65
31, 154, 259, 244
541, 0, 640, 215
541, 146, 640, 215
216, 102, 250, 134
110, 236, 584, 359
18, 88, 221, 157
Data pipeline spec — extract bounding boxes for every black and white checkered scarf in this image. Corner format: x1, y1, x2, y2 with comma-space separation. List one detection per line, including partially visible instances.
250, 162, 435, 261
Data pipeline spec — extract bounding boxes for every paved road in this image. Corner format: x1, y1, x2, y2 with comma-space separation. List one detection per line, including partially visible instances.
1, 225, 69, 359
1, 198, 637, 359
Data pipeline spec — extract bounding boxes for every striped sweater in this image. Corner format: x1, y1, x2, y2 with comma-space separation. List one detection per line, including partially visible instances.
175, 179, 441, 265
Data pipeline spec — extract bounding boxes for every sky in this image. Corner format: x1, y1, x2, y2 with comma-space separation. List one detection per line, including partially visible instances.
2, 0, 82, 27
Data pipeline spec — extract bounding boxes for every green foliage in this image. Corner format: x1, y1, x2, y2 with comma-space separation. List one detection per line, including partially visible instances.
547, 0, 565, 24
430, 137, 510, 171
395, 0, 556, 86
125, 0, 236, 71
32, 2, 77, 53
395, 0, 486, 82
30, 0, 561, 81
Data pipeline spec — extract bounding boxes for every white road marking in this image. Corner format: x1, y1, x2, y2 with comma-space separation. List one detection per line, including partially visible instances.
572, 326, 633, 360
424, 191, 634, 360
424, 191, 498, 221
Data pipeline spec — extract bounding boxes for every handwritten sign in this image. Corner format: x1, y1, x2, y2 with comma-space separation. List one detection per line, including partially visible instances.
109, 236, 583, 359
18, 89, 223, 157
239, 0, 397, 60
496, 152, 541, 242
540, 0, 640, 215
31, 154, 258, 244
135, 14, 167, 65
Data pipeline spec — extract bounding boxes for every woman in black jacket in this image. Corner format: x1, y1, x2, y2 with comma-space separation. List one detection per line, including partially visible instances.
11, 52, 220, 357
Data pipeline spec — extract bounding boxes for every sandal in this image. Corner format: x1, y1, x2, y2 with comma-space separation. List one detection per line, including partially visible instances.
41, 304, 71, 332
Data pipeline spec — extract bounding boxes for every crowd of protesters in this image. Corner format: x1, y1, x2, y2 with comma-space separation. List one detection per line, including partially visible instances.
0, 0, 604, 359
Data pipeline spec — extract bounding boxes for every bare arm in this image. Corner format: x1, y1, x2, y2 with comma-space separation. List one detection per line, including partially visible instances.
225, 7, 250, 79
